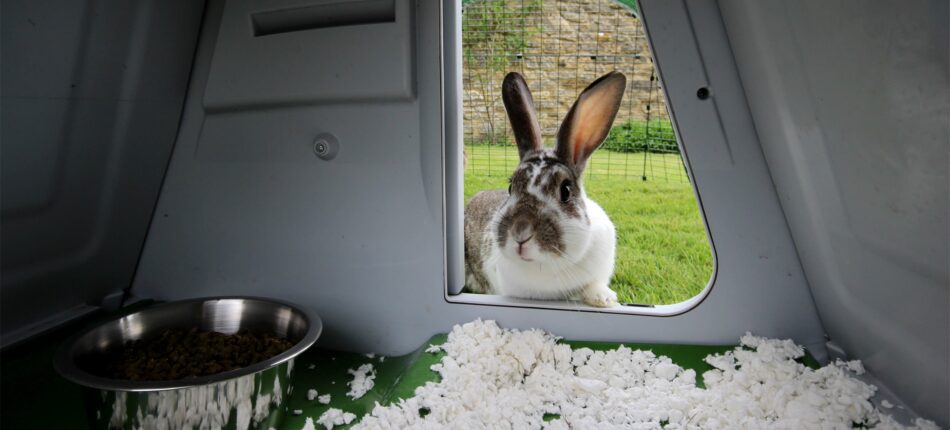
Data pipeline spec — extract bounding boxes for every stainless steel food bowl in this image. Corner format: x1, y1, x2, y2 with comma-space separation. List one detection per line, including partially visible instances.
55, 296, 321, 430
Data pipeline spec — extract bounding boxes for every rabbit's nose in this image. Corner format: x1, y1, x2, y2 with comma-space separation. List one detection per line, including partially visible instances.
515, 235, 534, 260
512, 221, 533, 243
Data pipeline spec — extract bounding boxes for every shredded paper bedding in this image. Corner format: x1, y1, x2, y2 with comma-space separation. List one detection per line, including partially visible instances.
338, 320, 938, 430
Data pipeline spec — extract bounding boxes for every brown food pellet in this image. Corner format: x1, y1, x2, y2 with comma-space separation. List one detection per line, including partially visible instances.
110, 328, 295, 381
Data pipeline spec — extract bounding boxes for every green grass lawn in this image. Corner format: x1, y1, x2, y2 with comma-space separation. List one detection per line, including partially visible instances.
464, 144, 712, 305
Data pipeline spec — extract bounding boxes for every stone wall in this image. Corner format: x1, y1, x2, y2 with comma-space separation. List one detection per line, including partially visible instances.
463, 0, 670, 142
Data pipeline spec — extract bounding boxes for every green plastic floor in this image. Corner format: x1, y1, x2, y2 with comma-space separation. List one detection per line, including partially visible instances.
1, 305, 818, 430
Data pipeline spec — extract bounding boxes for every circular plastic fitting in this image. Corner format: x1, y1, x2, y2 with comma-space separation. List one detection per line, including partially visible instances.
696, 87, 711, 100
313, 133, 340, 161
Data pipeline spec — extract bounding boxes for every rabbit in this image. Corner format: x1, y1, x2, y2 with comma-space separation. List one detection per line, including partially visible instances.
464, 71, 626, 307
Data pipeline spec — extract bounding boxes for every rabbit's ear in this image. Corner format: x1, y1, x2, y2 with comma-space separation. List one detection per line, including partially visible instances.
502, 72, 543, 159
556, 71, 626, 174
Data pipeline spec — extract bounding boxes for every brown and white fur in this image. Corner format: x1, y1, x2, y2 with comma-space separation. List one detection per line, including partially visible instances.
464, 71, 626, 307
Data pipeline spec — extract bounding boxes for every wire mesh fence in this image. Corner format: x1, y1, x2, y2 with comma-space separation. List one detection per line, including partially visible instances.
462, 0, 687, 183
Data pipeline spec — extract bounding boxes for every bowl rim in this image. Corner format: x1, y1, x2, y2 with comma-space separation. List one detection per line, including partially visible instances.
53, 296, 322, 392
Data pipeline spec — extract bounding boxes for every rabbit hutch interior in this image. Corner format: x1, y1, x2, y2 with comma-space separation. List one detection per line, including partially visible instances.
1, 0, 947, 429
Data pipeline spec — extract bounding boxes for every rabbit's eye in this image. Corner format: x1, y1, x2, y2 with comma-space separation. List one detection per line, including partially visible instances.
508, 183, 512, 194
559, 180, 572, 203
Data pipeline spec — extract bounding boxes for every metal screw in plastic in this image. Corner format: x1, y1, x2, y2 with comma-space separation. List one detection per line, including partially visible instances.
313, 133, 339, 161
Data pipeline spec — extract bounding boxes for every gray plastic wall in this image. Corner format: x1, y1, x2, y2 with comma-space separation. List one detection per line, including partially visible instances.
0, 0, 205, 346
718, 1, 949, 425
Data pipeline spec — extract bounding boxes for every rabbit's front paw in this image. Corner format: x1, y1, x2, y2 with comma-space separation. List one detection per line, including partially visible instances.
581, 283, 619, 308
